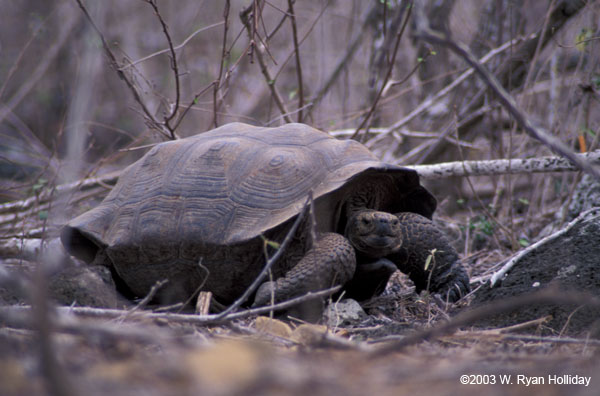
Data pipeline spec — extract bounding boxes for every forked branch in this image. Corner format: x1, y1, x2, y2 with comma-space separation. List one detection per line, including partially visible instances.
412, 6, 600, 180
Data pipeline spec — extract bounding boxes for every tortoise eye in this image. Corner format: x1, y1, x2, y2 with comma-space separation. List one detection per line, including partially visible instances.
361, 217, 371, 225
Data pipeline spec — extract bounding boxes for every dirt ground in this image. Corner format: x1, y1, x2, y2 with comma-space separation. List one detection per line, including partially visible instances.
1, 275, 599, 396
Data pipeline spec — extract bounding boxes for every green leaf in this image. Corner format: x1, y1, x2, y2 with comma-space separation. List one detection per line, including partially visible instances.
260, 235, 280, 250
288, 89, 297, 100
575, 28, 591, 51
424, 248, 437, 271
519, 238, 530, 247
582, 127, 596, 137
518, 198, 530, 205
32, 177, 47, 193
265, 240, 280, 249
38, 210, 48, 220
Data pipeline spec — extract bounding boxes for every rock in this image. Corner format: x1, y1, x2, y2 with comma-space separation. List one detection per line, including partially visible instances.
324, 299, 368, 328
565, 174, 600, 221
47, 265, 123, 308
540, 174, 600, 238
473, 209, 600, 335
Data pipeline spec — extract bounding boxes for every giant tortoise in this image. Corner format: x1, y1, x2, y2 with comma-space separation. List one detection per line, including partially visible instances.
61, 123, 469, 315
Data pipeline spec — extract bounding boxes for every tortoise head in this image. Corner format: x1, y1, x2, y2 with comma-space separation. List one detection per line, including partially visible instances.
344, 209, 402, 258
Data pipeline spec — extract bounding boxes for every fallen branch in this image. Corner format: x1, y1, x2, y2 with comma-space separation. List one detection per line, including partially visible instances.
0, 285, 341, 326
0, 170, 119, 215
410, 150, 600, 180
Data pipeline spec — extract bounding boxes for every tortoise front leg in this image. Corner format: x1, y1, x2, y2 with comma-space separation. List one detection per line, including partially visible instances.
342, 258, 397, 301
388, 212, 470, 302
252, 232, 356, 317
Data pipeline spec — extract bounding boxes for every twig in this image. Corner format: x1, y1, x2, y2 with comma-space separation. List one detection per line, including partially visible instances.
272, 2, 330, 85
240, 4, 293, 123
351, 2, 412, 140
173, 83, 216, 132
287, 0, 304, 122
119, 21, 225, 71
0, 3, 77, 126
413, 12, 600, 181
500, 334, 600, 346
32, 253, 77, 396
73, 0, 175, 140
0, 305, 198, 345
212, 1, 231, 128
144, 0, 179, 137
305, 2, 374, 120
490, 208, 600, 286
0, 6, 54, 99
369, 287, 600, 357
0, 169, 119, 215
469, 316, 552, 334
213, 196, 312, 319
386, 34, 533, 133
124, 279, 169, 317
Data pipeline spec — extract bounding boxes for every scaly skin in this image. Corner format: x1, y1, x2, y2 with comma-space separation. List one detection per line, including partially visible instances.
345, 210, 469, 301
253, 210, 470, 310
253, 233, 356, 307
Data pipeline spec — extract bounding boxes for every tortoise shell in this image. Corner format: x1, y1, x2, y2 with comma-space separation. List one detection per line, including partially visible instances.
61, 123, 436, 303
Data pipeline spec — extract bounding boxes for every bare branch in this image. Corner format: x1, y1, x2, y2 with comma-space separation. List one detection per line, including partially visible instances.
305, 2, 375, 120
73, 0, 175, 140
287, 0, 304, 122
412, 10, 600, 181
240, 4, 293, 123
212, 1, 231, 128
387, 34, 533, 132
351, 2, 412, 140
214, 196, 312, 319
144, 0, 180, 137
0, 4, 77, 126
119, 21, 225, 71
